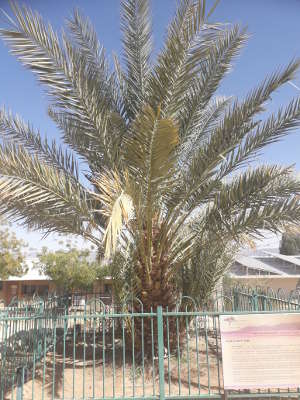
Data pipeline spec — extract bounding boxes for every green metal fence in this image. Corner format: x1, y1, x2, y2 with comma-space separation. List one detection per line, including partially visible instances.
0, 286, 300, 400
0, 295, 67, 399
231, 285, 300, 312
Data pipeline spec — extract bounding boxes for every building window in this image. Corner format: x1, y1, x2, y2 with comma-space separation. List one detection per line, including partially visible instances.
104, 284, 111, 295
0, 281, 3, 291
22, 284, 35, 295
22, 284, 49, 297
11, 285, 18, 296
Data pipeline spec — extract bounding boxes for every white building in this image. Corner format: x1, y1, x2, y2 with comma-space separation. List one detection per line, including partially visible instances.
230, 250, 300, 292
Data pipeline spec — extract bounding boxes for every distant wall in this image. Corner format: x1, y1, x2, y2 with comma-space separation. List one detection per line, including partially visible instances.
0, 280, 53, 304
0, 279, 114, 305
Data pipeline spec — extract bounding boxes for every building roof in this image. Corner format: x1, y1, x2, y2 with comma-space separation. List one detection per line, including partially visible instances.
234, 255, 288, 276
263, 251, 300, 267
232, 275, 300, 279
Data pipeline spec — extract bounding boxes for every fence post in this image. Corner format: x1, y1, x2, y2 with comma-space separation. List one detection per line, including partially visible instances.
262, 296, 267, 311
16, 367, 25, 400
252, 294, 259, 311
0, 319, 8, 400
37, 300, 44, 360
233, 289, 238, 311
157, 306, 165, 400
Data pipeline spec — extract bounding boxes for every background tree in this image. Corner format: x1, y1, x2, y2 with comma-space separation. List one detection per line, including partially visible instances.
1, 0, 300, 320
280, 232, 300, 255
36, 246, 103, 293
0, 221, 26, 280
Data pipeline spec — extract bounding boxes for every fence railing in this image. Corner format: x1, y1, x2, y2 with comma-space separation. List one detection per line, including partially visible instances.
231, 285, 300, 312
0, 295, 67, 398
0, 286, 300, 400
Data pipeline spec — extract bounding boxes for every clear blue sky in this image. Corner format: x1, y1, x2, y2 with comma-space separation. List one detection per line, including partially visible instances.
0, 0, 299, 250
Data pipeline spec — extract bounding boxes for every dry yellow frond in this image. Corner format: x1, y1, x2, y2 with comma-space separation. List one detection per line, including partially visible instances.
91, 169, 134, 258
103, 191, 133, 258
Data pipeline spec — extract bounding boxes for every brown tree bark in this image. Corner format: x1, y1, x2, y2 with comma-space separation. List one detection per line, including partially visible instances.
128, 223, 186, 358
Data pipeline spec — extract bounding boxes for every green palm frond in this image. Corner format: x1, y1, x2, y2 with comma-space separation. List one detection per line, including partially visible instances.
180, 233, 236, 305
0, 107, 79, 179
221, 97, 300, 176
48, 106, 126, 171
113, 53, 128, 118
0, 3, 124, 168
178, 25, 248, 140
0, 3, 74, 106
0, 144, 97, 239
67, 9, 124, 117
200, 165, 300, 239
224, 197, 300, 238
148, 0, 223, 118
167, 164, 300, 266
182, 96, 300, 214
124, 105, 179, 266
179, 96, 232, 166
67, 8, 103, 67
216, 165, 300, 208
121, 0, 152, 118
47, 107, 100, 165
188, 60, 300, 184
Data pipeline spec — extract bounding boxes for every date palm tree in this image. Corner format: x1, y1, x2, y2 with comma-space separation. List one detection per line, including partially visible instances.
1, 0, 300, 314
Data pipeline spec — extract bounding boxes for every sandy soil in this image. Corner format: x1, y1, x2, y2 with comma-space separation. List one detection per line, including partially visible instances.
3, 332, 223, 400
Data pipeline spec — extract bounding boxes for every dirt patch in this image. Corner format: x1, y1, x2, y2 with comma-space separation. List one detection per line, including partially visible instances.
4, 332, 223, 400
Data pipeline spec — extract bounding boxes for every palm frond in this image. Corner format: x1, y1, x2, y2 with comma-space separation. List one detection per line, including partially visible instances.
178, 25, 248, 140
201, 165, 300, 240
125, 106, 179, 208
179, 96, 232, 167
113, 53, 128, 119
124, 106, 179, 265
166, 154, 300, 254
67, 8, 102, 67
188, 60, 300, 184
0, 107, 79, 179
148, 0, 222, 118
67, 9, 124, 117
220, 97, 300, 176
48, 106, 126, 172
222, 197, 300, 239
216, 165, 300, 209
91, 169, 134, 258
0, 144, 98, 240
0, 3, 74, 106
180, 233, 236, 304
121, 0, 152, 119
47, 107, 99, 165
0, 3, 124, 168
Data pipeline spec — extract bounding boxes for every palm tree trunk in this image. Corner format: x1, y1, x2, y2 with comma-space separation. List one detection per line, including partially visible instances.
130, 229, 185, 358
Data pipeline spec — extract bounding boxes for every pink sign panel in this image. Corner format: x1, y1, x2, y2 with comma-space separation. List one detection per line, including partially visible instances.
220, 313, 300, 390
